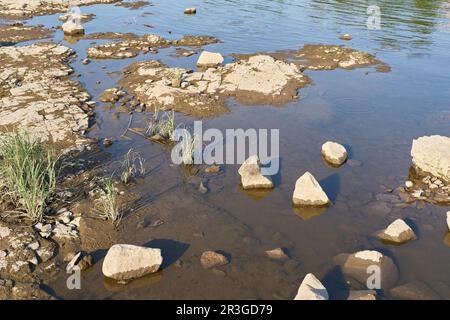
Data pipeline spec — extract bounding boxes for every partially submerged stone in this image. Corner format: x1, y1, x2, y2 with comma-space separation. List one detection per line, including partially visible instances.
292, 172, 329, 206
447, 211, 450, 231
102, 244, 163, 281
197, 51, 224, 68
200, 251, 229, 269
294, 273, 328, 300
339, 34, 352, 41
411, 135, 450, 182
265, 248, 288, 260
184, 7, 196, 14
99, 88, 125, 103
62, 19, 85, 36
238, 155, 273, 190
378, 218, 416, 244
337, 250, 399, 290
321, 141, 348, 166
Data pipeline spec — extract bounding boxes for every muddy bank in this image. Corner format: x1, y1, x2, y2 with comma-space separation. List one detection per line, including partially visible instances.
87, 33, 219, 59
0, 0, 121, 19
0, 42, 93, 150
0, 23, 53, 45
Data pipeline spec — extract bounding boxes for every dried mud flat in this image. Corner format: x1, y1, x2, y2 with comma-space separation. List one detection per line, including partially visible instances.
0, 42, 93, 150
0, 0, 121, 18
87, 33, 220, 59
0, 23, 52, 44
114, 44, 388, 117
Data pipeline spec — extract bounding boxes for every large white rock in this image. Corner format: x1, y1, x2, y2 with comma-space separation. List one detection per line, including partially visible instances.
197, 51, 224, 68
102, 244, 163, 281
62, 19, 85, 36
238, 155, 273, 190
294, 273, 329, 300
292, 172, 330, 206
378, 218, 416, 243
321, 141, 348, 166
447, 212, 450, 231
411, 135, 450, 182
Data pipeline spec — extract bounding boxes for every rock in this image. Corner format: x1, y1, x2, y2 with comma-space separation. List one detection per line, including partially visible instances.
447, 211, 450, 231
82, 58, 90, 65
321, 141, 348, 166
102, 244, 163, 281
66, 252, 81, 272
197, 51, 224, 68
62, 20, 84, 36
390, 281, 441, 300
184, 7, 196, 14
292, 172, 330, 206
411, 135, 450, 182
200, 251, 229, 269
103, 138, 113, 147
339, 34, 352, 41
265, 248, 288, 260
34, 223, 52, 238
238, 155, 273, 190
405, 180, 414, 188
378, 219, 416, 244
339, 250, 399, 289
198, 182, 208, 194
99, 88, 124, 103
294, 273, 328, 300
347, 290, 377, 300
0, 225, 11, 239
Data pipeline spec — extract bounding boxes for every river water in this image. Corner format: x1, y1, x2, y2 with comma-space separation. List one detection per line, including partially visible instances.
7, 0, 450, 299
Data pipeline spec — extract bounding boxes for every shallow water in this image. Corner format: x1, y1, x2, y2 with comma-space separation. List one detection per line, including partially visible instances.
4, 0, 450, 299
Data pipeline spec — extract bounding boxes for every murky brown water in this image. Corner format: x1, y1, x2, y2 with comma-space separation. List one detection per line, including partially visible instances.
3, 0, 450, 299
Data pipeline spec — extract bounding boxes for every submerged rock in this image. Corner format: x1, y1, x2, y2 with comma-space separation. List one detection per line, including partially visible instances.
265, 248, 288, 260
337, 250, 399, 290
200, 251, 229, 269
292, 172, 330, 206
238, 155, 273, 190
390, 281, 441, 300
102, 244, 163, 281
197, 51, 224, 68
411, 135, 450, 182
294, 273, 328, 300
321, 141, 348, 166
378, 218, 416, 244
347, 290, 377, 300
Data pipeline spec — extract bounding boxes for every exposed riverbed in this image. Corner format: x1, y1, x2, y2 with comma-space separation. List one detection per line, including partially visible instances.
1, 0, 450, 299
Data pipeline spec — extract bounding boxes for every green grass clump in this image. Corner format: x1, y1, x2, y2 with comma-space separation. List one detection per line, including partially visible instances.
146, 109, 176, 140
99, 176, 122, 226
0, 133, 58, 222
120, 149, 145, 184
